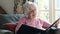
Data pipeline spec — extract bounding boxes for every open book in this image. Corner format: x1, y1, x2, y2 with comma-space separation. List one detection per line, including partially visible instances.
17, 24, 46, 34
17, 18, 60, 34
46, 18, 60, 31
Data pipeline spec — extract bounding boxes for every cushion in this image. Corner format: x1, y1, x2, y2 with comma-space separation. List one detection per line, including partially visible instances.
0, 14, 24, 29
3, 23, 17, 32
0, 30, 13, 34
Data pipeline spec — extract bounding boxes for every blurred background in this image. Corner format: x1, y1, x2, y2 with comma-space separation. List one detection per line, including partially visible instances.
0, 0, 60, 23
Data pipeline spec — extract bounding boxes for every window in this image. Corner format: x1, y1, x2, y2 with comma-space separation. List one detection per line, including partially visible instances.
55, 0, 60, 28
34, 0, 49, 22
55, 0, 60, 20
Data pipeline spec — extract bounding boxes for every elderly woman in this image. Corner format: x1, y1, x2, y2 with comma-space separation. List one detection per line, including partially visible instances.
15, 1, 51, 34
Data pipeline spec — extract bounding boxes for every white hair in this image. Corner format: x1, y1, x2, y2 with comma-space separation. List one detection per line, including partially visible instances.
23, 1, 38, 17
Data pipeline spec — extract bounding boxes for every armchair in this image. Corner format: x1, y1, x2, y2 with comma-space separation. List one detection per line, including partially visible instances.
0, 14, 24, 34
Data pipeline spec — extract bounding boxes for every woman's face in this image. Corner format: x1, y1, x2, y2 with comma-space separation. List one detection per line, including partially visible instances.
28, 6, 37, 20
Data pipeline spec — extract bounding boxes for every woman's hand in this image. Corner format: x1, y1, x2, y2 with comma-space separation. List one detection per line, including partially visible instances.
36, 27, 46, 30
40, 28, 46, 30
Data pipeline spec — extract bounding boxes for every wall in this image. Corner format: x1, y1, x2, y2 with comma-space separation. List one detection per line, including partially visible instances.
0, 0, 14, 14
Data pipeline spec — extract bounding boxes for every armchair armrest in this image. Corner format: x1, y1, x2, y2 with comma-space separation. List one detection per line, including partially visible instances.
3, 23, 17, 32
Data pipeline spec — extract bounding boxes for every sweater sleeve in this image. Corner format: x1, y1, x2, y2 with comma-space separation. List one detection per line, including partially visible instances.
42, 20, 51, 28
38, 18, 51, 29
15, 17, 26, 34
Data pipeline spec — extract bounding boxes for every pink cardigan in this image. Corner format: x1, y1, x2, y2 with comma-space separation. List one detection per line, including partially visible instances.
15, 16, 51, 34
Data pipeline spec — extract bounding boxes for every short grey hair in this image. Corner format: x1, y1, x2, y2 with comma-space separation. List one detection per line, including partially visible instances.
23, 1, 38, 17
